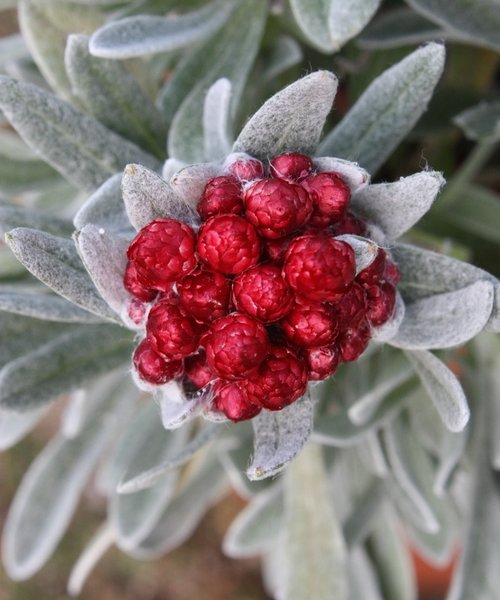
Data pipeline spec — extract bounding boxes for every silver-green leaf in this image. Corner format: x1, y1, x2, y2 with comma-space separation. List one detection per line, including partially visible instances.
454, 101, 500, 142
318, 43, 445, 173
247, 394, 315, 481
203, 78, 233, 161
0, 76, 161, 192
405, 350, 470, 433
234, 71, 338, 160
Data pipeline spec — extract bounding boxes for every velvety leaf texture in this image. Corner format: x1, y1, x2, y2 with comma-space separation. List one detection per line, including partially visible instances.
0, 76, 161, 192
234, 71, 338, 160
89, 0, 233, 58
203, 78, 233, 161
318, 43, 445, 173
247, 395, 315, 480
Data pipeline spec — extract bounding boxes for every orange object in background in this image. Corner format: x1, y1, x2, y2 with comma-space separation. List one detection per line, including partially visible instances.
411, 545, 459, 600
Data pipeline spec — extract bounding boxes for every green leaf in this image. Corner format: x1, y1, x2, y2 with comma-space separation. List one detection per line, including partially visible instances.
343, 480, 386, 548
0, 76, 161, 192
203, 78, 233, 161
0, 289, 104, 323
118, 423, 221, 494
442, 185, 500, 244
247, 394, 315, 481
328, 0, 382, 50
65, 35, 166, 158
234, 70, 338, 161
73, 173, 131, 234
348, 548, 383, 600
0, 324, 132, 411
121, 163, 197, 231
5, 227, 118, 321
318, 43, 445, 173
454, 101, 500, 142
0, 406, 49, 451
74, 225, 130, 321
89, 0, 233, 58
390, 281, 494, 350
405, 350, 470, 433
110, 403, 190, 551
0, 156, 60, 194
0, 203, 73, 237
1, 378, 127, 580
0, 127, 37, 161
130, 448, 227, 559
164, 0, 267, 162
358, 7, 446, 50
223, 484, 284, 558
18, 0, 73, 100
366, 508, 416, 600
351, 171, 445, 240
407, 0, 500, 52
283, 444, 347, 600
289, 0, 335, 53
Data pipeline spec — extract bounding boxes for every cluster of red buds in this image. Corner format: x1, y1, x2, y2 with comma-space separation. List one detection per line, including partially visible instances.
124, 153, 400, 422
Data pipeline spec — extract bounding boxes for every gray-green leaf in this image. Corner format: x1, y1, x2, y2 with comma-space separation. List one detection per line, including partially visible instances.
407, 0, 500, 52
318, 43, 445, 173
203, 78, 233, 161
247, 394, 315, 481
65, 34, 166, 158
283, 444, 347, 600
389, 281, 494, 350
454, 101, 500, 142
89, 0, 233, 58
234, 70, 338, 160
405, 350, 470, 433
0, 203, 73, 237
5, 227, 118, 321
122, 163, 198, 230
351, 171, 445, 240
0, 324, 132, 411
0, 76, 161, 192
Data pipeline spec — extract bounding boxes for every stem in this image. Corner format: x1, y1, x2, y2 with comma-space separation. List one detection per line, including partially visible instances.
438, 139, 498, 209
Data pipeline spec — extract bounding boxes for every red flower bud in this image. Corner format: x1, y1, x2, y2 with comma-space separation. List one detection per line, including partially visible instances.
366, 281, 397, 326
303, 345, 340, 380
197, 176, 243, 221
178, 267, 231, 323
228, 157, 265, 182
301, 171, 351, 227
123, 260, 157, 302
338, 318, 371, 362
133, 338, 183, 384
281, 304, 339, 348
213, 380, 261, 422
356, 248, 387, 287
184, 350, 216, 389
270, 152, 313, 182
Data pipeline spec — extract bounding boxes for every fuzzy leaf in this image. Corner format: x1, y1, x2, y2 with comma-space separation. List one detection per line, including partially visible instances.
65, 35, 166, 158
283, 444, 347, 600
0, 157, 60, 194
358, 7, 445, 50
122, 163, 198, 230
289, 0, 336, 53
447, 402, 500, 599
407, 0, 500, 52
73, 174, 131, 235
130, 448, 227, 559
313, 379, 418, 447
203, 78, 233, 161
0, 76, 161, 192
433, 429, 467, 496
110, 403, 189, 551
247, 394, 315, 481
234, 71, 338, 160
74, 224, 130, 320
89, 0, 232, 58
351, 171, 445, 239
0, 324, 132, 411
167, 1, 267, 162
334, 235, 378, 274
18, 0, 73, 100
454, 101, 500, 142
0, 289, 103, 323
1, 382, 125, 580
392, 243, 497, 300
0, 203, 73, 237
313, 157, 370, 192
390, 281, 494, 350
318, 43, 445, 173
223, 485, 284, 558
5, 227, 118, 321
0, 406, 49, 451
328, 0, 382, 49
169, 162, 222, 208
0, 127, 36, 161
367, 508, 416, 600
405, 350, 470, 433
118, 422, 221, 494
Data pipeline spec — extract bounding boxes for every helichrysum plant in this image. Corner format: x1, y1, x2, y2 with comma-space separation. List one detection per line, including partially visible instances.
0, 1, 499, 599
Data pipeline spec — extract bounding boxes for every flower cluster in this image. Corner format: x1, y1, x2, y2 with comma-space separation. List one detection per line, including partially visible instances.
124, 153, 399, 421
